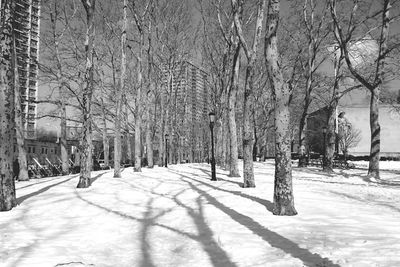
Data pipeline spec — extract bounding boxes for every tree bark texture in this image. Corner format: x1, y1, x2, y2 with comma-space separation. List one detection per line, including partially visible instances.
158, 97, 165, 167
368, 87, 380, 178
228, 43, 241, 177
0, 0, 17, 211
134, 29, 144, 171
134, 96, 142, 172
114, 0, 127, 177
265, 0, 297, 216
224, 118, 231, 169
77, 0, 96, 188
242, 66, 255, 187
13, 37, 28, 181
216, 118, 224, 167
145, 97, 154, 168
297, 105, 309, 167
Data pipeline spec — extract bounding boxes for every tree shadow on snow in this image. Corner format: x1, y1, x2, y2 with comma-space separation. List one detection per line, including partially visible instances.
120, 179, 238, 267
173, 171, 340, 267
171, 189, 239, 267
17, 175, 78, 205
89, 171, 110, 185
172, 168, 274, 214
75, 187, 237, 267
16, 176, 71, 190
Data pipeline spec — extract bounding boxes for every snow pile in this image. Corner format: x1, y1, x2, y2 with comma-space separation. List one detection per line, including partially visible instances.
1, 161, 399, 267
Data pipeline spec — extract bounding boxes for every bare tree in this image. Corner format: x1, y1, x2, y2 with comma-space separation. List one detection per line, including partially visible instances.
113, 0, 128, 178
77, 0, 96, 188
265, 0, 297, 216
337, 116, 361, 161
0, 0, 17, 211
47, 0, 79, 175
232, 0, 266, 187
329, 0, 393, 178
324, 47, 343, 172
293, 0, 330, 167
130, 0, 152, 172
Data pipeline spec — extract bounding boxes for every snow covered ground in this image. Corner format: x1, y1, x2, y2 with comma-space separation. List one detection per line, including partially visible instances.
1, 160, 400, 267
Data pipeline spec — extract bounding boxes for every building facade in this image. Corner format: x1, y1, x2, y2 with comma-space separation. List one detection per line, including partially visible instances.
14, 0, 41, 139
307, 86, 400, 158
162, 61, 210, 163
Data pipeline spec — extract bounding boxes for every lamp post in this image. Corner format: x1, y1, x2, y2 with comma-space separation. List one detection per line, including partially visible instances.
165, 133, 169, 168
209, 112, 217, 181
322, 126, 327, 166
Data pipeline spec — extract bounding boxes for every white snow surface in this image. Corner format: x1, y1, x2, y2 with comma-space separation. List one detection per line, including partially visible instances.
1, 160, 400, 267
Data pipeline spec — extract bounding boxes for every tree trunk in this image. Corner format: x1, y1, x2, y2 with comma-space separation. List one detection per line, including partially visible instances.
228, 44, 241, 177
53, 5, 69, 176
134, 30, 144, 172
0, 0, 17, 211
13, 39, 29, 181
224, 118, 231, 169
368, 87, 380, 178
60, 93, 69, 174
134, 112, 142, 171
102, 131, 109, 168
126, 131, 132, 165
242, 65, 255, 187
77, 0, 96, 189
324, 48, 342, 173
114, 0, 127, 177
215, 120, 221, 165
253, 114, 258, 162
145, 101, 154, 168
297, 104, 309, 167
233, 0, 265, 186
329, 0, 391, 180
126, 104, 133, 165
216, 118, 224, 167
114, 96, 122, 176
101, 99, 109, 168
158, 97, 165, 167
265, 0, 297, 216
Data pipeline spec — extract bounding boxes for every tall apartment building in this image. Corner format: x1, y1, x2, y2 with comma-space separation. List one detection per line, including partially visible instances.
14, 0, 41, 139
163, 61, 209, 162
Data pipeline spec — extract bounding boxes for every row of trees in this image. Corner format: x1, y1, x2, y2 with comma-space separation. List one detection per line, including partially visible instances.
1, 0, 399, 214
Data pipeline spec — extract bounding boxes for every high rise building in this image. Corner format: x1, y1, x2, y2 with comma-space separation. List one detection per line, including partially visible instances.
163, 61, 210, 162
14, 0, 41, 139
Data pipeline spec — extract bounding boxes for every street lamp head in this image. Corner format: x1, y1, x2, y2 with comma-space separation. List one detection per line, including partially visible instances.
209, 112, 216, 123
322, 126, 327, 134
